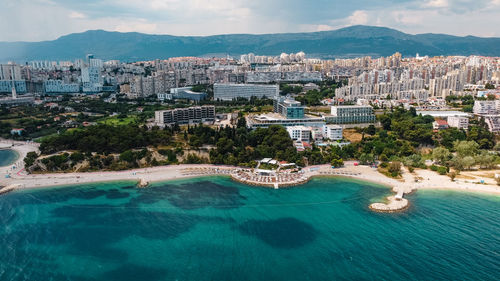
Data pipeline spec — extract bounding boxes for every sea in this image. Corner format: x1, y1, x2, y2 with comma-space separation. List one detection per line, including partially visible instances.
0, 176, 499, 280
0, 149, 19, 167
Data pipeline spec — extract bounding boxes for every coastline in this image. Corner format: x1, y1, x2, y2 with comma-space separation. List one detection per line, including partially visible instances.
1, 140, 499, 213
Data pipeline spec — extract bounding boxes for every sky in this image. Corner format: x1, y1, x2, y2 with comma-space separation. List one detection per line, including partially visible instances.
1, 0, 500, 41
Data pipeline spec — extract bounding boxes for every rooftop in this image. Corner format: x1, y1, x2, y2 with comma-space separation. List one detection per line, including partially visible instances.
417, 110, 471, 117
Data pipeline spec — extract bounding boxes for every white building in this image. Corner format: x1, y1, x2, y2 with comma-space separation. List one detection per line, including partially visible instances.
323, 125, 343, 140
286, 126, 311, 142
0, 64, 22, 80
157, 93, 173, 101
214, 83, 279, 101
154, 106, 215, 126
473, 100, 497, 115
447, 116, 469, 130
44, 80, 79, 93
81, 67, 102, 93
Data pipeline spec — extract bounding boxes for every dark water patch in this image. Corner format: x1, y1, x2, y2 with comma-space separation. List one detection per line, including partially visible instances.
120, 185, 136, 190
71, 188, 109, 200
0, 149, 18, 166
36, 202, 235, 261
105, 189, 130, 199
102, 264, 168, 281
238, 218, 317, 249
129, 181, 245, 210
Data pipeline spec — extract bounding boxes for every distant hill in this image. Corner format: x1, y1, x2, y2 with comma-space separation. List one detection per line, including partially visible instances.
1, 25, 499, 62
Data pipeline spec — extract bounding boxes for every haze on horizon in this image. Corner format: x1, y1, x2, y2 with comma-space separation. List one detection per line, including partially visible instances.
1, 0, 500, 42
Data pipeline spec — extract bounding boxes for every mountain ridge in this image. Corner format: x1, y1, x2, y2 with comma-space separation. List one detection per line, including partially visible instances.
1, 25, 499, 62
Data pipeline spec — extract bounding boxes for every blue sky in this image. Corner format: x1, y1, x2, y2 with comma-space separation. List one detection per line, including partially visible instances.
1, 0, 499, 41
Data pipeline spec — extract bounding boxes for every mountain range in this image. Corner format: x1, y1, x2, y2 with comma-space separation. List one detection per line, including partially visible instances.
1, 25, 499, 62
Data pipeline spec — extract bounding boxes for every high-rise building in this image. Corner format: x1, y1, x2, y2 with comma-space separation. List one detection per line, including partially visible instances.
81, 67, 102, 93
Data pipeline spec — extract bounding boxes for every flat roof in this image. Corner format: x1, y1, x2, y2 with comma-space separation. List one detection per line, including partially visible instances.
416, 111, 471, 117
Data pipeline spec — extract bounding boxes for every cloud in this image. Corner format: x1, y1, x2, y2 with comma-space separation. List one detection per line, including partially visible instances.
347, 10, 369, 25
69, 11, 86, 19
0, 0, 499, 41
422, 0, 449, 8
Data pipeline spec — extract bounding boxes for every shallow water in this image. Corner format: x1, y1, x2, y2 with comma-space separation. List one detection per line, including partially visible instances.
0, 177, 499, 280
0, 149, 18, 167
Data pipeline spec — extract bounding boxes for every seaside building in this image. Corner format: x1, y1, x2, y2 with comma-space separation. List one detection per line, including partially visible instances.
473, 100, 498, 115
415, 110, 471, 118
274, 96, 305, 119
214, 83, 279, 101
432, 119, 449, 130
286, 126, 311, 142
325, 105, 376, 124
447, 116, 469, 130
154, 105, 215, 126
247, 113, 325, 129
323, 125, 343, 140
484, 116, 500, 133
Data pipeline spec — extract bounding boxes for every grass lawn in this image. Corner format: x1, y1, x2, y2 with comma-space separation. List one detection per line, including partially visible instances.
98, 116, 138, 125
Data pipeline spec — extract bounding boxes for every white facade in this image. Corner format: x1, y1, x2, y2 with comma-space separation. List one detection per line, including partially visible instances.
44, 80, 79, 93
157, 93, 173, 101
473, 100, 497, 115
323, 125, 343, 140
0, 64, 22, 80
286, 126, 311, 142
447, 116, 469, 130
81, 67, 102, 93
214, 83, 279, 101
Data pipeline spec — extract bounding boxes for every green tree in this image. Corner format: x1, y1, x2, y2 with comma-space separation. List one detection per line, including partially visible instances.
24, 151, 39, 168
475, 151, 496, 169
453, 140, 479, 158
359, 153, 375, 165
432, 147, 451, 165
119, 150, 135, 163
388, 161, 401, 176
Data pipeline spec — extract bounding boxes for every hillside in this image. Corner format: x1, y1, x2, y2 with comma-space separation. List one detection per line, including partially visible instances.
1, 25, 499, 62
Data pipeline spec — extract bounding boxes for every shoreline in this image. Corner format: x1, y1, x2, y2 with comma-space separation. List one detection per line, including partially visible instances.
1, 141, 499, 213
3, 162, 500, 196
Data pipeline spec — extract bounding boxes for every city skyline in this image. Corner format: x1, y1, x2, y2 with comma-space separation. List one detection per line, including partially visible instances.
1, 0, 500, 42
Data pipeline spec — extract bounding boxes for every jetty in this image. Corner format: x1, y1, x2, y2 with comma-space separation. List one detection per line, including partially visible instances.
0, 184, 22, 195
369, 190, 409, 212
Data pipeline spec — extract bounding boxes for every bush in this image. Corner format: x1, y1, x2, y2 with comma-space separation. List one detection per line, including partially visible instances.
379, 162, 388, 168
437, 166, 447, 175
430, 165, 438, 171
448, 171, 457, 181
388, 161, 401, 175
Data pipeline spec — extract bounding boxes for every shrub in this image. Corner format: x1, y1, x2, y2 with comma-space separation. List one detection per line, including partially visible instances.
437, 166, 447, 175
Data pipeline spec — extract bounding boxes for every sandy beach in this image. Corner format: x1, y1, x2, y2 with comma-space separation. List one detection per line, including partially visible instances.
1, 140, 500, 199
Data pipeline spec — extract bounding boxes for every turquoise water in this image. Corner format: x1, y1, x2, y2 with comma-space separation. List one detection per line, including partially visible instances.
0, 177, 499, 280
0, 149, 18, 167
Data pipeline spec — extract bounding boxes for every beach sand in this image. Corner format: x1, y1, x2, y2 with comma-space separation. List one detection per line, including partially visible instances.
2, 140, 500, 199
